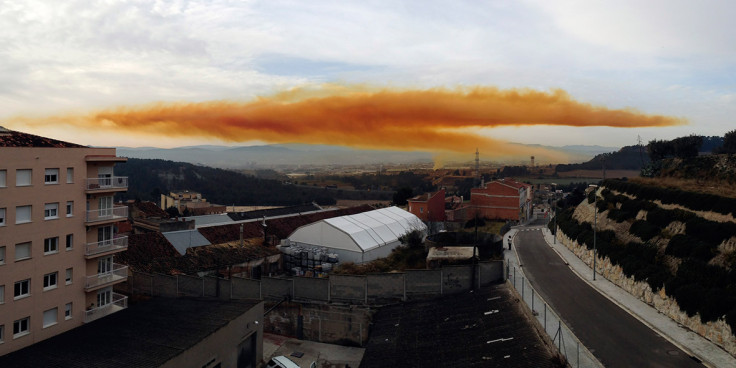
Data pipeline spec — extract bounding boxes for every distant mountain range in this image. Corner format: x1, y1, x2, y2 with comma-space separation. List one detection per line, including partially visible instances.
116, 143, 621, 169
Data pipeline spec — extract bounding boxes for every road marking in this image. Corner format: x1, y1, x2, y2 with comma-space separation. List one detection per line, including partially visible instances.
487, 337, 514, 343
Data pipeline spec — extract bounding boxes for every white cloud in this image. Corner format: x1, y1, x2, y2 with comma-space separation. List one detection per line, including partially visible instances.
0, 0, 733, 147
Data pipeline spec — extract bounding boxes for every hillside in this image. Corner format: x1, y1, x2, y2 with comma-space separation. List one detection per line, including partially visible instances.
552, 179, 736, 354
555, 145, 649, 173
555, 136, 725, 175
113, 158, 393, 206
639, 153, 736, 198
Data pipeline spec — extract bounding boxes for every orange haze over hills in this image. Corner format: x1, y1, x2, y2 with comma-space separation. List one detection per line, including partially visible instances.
7, 85, 684, 164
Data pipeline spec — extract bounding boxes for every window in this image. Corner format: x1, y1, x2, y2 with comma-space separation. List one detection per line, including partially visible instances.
43, 308, 57, 328
0, 169, 5, 187
15, 242, 31, 261
66, 201, 73, 217
44, 237, 59, 254
0, 285, 4, 304
65, 234, 74, 250
16, 205, 31, 224
66, 168, 74, 184
65, 268, 73, 285
13, 317, 29, 338
44, 168, 59, 184
14, 279, 29, 299
43, 272, 58, 290
0, 324, 4, 343
98, 256, 113, 274
0, 246, 5, 264
0, 207, 5, 226
44, 203, 59, 220
97, 288, 112, 306
65, 303, 72, 320
16, 169, 31, 186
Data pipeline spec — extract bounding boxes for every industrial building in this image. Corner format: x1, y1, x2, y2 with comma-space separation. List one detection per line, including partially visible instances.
282, 206, 427, 264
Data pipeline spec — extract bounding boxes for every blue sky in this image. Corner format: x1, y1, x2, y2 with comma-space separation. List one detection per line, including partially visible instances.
1, 0, 734, 149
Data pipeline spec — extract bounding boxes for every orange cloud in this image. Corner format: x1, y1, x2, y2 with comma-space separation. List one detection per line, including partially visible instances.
8, 85, 684, 162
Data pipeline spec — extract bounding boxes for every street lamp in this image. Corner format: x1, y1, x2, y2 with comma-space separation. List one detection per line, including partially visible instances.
593, 191, 597, 281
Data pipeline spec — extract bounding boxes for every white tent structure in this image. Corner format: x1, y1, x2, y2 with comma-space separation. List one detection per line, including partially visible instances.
284, 206, 427, 264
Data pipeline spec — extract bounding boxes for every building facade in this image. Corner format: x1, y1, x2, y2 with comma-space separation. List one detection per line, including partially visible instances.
407, 189, 446, 222
468, 179, 532, 222
0, 128, 129, 356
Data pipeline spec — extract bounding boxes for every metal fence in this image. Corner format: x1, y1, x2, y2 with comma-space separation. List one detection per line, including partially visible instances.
507, 264, 603, 368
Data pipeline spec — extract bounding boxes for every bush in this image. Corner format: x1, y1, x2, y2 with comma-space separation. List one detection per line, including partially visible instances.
699, 289, 734, 323
630, 220, 660, 241
673, 284, 706, 317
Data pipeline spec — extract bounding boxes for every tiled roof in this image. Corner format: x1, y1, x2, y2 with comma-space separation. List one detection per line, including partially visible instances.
227, 203, 322, 221
0, 298, 261, 368
131, 201, 170, 218
200, 205, 374, 244
0, 127, 85, 148
117, 232, 280, 274
116, 233, 182, 272
408, 193, 430, 202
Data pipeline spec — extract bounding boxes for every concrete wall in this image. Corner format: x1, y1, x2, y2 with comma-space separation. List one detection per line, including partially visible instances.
262, 277, 293, 299
264, 301, 372, 347
231, 277, 261, 299
125, 261, 504, 305
294, 277, 329, 301
330, 275, 366, 304
366, 273, 404, 303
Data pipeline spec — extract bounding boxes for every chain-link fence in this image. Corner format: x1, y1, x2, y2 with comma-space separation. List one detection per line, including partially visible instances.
508, 264, 603, 368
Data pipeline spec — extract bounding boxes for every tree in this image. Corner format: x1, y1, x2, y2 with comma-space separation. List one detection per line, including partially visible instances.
393, 187, 414, 205
721, 130, 736, 154
165, 206, 180, 218
399, 229, 424, 249
672, 135, 703, 158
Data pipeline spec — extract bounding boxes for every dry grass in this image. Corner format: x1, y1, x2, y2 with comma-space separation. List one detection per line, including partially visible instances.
630, 177, 736, 199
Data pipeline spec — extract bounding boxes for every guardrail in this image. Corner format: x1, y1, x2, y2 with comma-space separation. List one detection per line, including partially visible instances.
86, 177, 128, 191
85, 236, 128, 256
84, 293, 128, 323
85, 207, 128, 223
85, 264, 128, 290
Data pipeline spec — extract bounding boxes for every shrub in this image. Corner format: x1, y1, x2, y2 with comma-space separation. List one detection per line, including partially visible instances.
630, 220, 660, 241
673, 284, 706, 317
699, 288, 734, 323
665, 234, 696, 258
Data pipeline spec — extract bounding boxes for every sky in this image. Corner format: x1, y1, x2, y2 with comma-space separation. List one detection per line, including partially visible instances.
0, 0, 734, 161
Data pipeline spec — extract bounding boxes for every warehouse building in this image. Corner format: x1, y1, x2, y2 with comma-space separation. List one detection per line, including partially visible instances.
282, 206, 427, 264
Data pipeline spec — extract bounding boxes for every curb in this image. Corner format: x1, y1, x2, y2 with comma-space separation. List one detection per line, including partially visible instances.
539, 228, 714, 368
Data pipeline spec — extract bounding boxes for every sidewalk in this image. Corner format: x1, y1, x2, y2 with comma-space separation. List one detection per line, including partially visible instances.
527, 224, 736, 368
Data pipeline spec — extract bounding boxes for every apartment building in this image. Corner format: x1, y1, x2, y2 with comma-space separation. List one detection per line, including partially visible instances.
468, 178, 532, 222
0, 127, 129, 356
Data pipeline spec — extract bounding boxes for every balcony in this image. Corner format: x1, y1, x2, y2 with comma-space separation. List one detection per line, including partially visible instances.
85, 263, 128, 291
84, 293, 128, 323
85, 207, 128, 224
86, 177, 128, 192
85, 236, 128, 258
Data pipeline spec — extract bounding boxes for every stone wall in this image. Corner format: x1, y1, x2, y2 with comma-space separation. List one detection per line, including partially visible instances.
556, 228, 736, 356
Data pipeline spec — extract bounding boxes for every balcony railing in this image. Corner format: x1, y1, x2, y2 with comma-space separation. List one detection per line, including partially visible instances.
85, 263, 128, 290
85, 207, 128, 224
84, 293, 128, 323
86, 177, 128, 191
85, 236, 128, 257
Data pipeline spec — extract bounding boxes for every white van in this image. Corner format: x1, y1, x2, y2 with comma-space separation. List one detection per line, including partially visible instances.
265, 356, 317, 368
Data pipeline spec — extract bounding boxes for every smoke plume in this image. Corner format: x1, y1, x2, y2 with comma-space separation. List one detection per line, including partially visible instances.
9, 85, 684, 162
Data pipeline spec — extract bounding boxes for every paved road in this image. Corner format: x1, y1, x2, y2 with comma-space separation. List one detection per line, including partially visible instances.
515, 227, 703, 368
